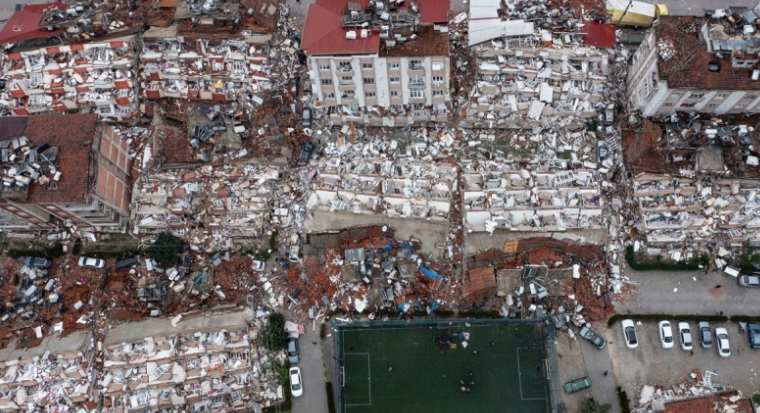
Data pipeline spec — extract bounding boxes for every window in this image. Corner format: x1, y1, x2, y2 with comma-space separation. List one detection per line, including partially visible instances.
341, 76, 353, 84
736, 104, 747, 108
745, 94, 758, 100
365, 91, 376, 98
410, 89, 424, 98
390, 77, 400, 83
671, 93, 681, 98
680, 102, 695, 108
390, 91, 399, 97
321, 79, 332, 85
707, 103, 717, 108
389, 62, 400, 69
663, 103, 674, 107
338, 62, 352, 71
120, 106, 132, 116
432, 62, 444, 71
432, 75, 444, 83
433, 90, 444, 96
715, 94, 726, 98
363, 78, 375, 84
409, 75, 424, 85
362, 63, 373, 70
324, 92, 335, 99
409, 59, 422, 69
318, 63, 330, 70
689, 93, 704, 99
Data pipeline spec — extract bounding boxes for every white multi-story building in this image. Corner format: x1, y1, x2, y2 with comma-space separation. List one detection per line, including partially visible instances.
628, 15, 760, 117
302, 0, 450, 125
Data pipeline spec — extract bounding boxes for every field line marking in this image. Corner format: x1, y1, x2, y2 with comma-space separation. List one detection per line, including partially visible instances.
344, 352, 372, 407
516, 348, 548, 401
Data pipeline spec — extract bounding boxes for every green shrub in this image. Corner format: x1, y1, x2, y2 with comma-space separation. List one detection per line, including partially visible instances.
752, 394, 760, 405
263, 359, 291, 412
617, 387, 631, 413
7, 243, 63, 259
740, 251, 760, 273
625, 246, 708, 271
148, 233, 183, 268
72, 238, 83, 255
320, 323, 326, 340
262, 313, 289, 351
326, 382, 336, 413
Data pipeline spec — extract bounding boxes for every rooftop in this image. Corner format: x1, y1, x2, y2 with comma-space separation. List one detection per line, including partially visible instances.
664, 394, 753, 413
1, 114, 98, 205
656, 16, 760, 91
302, 0, 449, 56
0, 3, 66, 44
380, 26, 449, 57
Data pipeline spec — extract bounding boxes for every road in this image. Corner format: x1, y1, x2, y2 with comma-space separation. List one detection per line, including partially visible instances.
613, 269, 760, 316
292, 324, 329, 413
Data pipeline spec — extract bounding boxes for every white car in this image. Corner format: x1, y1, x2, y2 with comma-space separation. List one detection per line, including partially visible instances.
715, 327, 730, 357
289, 367, 303, 397
252, 260, 265, 271
658, 321, 674, 349
621, 319, 638, 349
677, 322, 693, 351
78, 257, 105, 269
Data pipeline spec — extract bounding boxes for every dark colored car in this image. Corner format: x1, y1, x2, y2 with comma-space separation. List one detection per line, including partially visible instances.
579, 326, 606, 350
698, 321, 712, 349
23, 257, 52, 268
116, 256, 138, 270
287, 336, 299, 364
749, 323, 760, 349
564, 377, 591, 394
298, 141, 314, 165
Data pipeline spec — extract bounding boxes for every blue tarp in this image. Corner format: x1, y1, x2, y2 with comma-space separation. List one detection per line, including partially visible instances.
381, 239, 394, 252
398, 301, 412, 312
398, 242, 413, 250
420, 267, 442, 280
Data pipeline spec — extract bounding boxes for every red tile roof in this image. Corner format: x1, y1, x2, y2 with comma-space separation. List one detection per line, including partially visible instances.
417, 0, 449, 24
0, 3, 66, 44
656, 16, 760, 91
23, 114, 98, 204
582, 22, 616, 49
665, 394, 754, 413
302, 0, 380, 56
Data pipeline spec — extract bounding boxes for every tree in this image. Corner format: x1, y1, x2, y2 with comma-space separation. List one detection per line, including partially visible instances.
263, 313, 289, 351
148, 232, 183, 268
579, 398, 612, 413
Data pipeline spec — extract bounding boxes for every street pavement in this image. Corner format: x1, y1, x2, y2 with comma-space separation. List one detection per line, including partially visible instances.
613, 269, 760, 316
292, 324, 330, 413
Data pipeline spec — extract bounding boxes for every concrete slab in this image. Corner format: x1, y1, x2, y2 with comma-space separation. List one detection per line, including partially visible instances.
0, 330, 91, 360
465, 229, 610, 255
105, 307, 253, 346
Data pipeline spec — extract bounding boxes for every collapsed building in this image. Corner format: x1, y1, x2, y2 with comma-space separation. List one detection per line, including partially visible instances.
628, 15, 760, 117
101, 328, 279, 413
0, 336, 95, 412
624, 116, 760, 252
460, 0, 618, 129
461, 157, 606, 233
306, 157, 456, 220
302, 0, 451, 126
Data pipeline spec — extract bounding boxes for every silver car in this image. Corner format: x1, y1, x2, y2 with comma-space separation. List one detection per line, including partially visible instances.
78, 257, 105, 269
698, 321, 712, 348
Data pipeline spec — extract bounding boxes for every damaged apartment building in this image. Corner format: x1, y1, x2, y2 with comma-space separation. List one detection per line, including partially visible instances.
139, 0, 279, 106
460, 157, 605, 234
101, 328, 283, 413
462, 0, 618, 128
625, 116, 760, 250
0, 114, 131, 233
306, 156, 456, 221
302, 0, 451, 125
627, 13, 760, 117
131, 160, 283, 246
0, 3, 139, 120
0, 345, 95, 412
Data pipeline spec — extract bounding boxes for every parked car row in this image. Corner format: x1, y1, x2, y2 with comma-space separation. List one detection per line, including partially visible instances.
623, 319, 734, 357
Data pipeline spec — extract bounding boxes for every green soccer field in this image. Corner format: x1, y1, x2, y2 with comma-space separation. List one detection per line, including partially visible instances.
336, 320, 551, 413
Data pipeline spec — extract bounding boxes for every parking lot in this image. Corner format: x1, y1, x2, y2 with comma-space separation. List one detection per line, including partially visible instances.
612, 319, 760, 404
